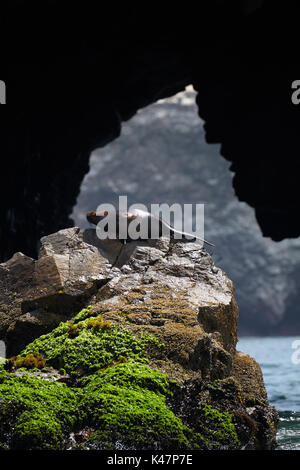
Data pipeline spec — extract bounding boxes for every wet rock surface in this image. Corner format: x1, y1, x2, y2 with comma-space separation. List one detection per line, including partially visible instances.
0, 228, 278, 449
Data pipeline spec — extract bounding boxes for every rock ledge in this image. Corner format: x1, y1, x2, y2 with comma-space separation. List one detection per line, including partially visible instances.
0, 228, 278, 450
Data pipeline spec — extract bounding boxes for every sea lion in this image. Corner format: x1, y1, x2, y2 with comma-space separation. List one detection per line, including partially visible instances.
86, 208, 214, 246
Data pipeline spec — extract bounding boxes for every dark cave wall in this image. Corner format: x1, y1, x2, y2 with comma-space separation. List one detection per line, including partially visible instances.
1, 1, 300, 261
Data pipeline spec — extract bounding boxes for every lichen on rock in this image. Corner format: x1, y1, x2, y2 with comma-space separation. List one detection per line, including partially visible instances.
0, 228, 279, 450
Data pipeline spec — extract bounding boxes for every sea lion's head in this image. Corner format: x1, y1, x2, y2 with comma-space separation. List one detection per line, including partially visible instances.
86, 210, 109, 225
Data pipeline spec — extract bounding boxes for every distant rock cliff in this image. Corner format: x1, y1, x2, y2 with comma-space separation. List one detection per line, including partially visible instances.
0, 228, 278, 450
72, 88, 300, 336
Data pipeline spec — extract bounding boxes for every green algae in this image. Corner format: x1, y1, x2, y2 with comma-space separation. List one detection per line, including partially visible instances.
0, 367, 77, 450
197, 403, 240, 449
0, 307, 240, 450
0, 362, 194, 450
18, 311, 163, 375
77, 363, 195, 450
73, 305, 94, 322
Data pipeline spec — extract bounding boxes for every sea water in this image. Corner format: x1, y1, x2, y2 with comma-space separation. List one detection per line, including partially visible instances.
238, 336, 300, 450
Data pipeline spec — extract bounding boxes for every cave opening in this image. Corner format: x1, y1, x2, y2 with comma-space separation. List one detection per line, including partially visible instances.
71, 86, 300, 336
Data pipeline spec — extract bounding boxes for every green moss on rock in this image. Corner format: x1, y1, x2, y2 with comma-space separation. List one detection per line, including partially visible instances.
198, 403, 240, 449
18, 310, 163, 374
0, 307, 241, 450
0, 368, 77, 450
78, 363, 195, 450
0, 361, 195, 450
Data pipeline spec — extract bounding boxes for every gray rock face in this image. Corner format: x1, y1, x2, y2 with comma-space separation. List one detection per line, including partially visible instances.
92, 235, 238, 382
0, 228, 238, 368
0, 228, 115, 355
72, 88, 300, 335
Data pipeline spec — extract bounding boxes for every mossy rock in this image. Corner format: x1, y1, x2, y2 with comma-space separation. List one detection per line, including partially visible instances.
196, 403, 240, 449
0, 367, 77, 450
0, 362, 193, 450
0, 307, 241, 450
16, 307, 163, 375
77, 363, 196, 450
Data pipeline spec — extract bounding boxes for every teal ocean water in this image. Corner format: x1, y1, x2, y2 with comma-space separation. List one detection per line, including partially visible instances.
238, 337, 300, 450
